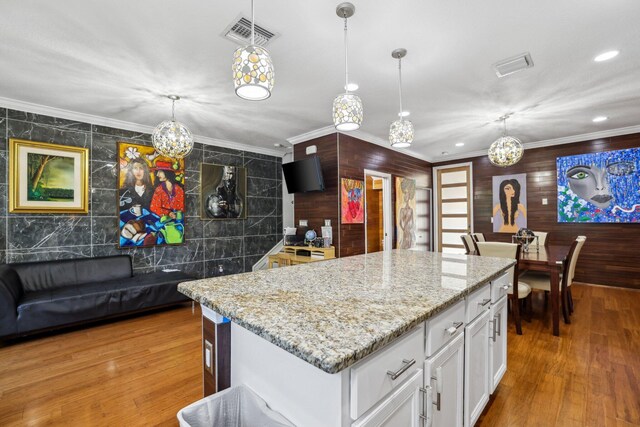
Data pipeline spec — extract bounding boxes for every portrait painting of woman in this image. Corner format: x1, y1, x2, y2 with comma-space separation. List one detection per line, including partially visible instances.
396, 177, 417, 249
492, 174, 527, 233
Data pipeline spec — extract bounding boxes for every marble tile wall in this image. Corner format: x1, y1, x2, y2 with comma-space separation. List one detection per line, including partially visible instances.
0, 108, 283, 278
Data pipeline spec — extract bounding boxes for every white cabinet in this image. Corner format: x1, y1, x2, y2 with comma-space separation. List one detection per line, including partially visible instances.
424, 333, 465, 427
352, 369, 423, 427
464, 308, 491, 427
489, 295, 508, 393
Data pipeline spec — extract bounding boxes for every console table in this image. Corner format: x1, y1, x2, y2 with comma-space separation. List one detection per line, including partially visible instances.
268, 246, 335, 268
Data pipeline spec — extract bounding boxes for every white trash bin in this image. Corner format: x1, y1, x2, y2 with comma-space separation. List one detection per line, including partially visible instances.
177, 385, 295, 427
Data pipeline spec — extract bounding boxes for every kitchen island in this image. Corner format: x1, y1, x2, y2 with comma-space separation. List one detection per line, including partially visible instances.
178, 250, 515, 427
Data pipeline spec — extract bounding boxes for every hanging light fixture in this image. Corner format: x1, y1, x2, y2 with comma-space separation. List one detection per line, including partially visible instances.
232, 0, 274, 101
332, 2, 363, 131
488, 115, 524, 167
389, 48, 414, 148
152, 95, 194, 159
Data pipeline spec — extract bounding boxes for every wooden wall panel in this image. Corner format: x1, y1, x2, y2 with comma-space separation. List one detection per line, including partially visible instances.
338, 134, 432, 257
435, 133, 640, 289
293, 134, 339, 249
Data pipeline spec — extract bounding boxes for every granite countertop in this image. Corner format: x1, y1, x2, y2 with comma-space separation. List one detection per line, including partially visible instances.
178, 250, 514, 374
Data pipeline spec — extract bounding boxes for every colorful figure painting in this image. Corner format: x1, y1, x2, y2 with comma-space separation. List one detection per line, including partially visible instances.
492, 173, 527, 233
396, 177, 416, 249
341, 178, 364, 224
557, 147, 640, 223
117, 142, 185, 247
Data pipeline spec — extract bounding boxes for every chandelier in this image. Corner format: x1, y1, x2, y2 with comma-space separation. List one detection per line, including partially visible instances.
488, 115, 523, 167
332, 2, 363, 131
232, 0, 274, 101
152, 95, 194, 159
389, 48, 413, 148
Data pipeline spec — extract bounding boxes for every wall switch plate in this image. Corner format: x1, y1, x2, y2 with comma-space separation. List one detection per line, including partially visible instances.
204, 340, 213, 374
299, 219, 308, 227
305, 145, 317, 155
490, 217, 493, 223
542, 198, 548, 205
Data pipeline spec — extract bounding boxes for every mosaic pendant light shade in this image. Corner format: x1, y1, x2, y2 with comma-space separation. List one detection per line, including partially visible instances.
333, 3, 363, 131
152, 95, 194, 159
389, 48, 413, 148
488, 116, 524, 167
233, 0, 274, 101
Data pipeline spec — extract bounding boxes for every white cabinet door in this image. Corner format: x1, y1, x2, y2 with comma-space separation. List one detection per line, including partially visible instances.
489, 295, 508, 393
464, 309, 491, 427
424, 333, 464, 427
352, 369, 423, 427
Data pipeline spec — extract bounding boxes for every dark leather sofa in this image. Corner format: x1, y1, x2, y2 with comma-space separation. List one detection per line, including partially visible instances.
0, 255, 193, 339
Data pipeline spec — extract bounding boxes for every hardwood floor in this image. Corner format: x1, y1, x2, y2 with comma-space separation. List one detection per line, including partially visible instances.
1, 284, 638, 426
478, 283, 640, 427
0, 304, 202, 426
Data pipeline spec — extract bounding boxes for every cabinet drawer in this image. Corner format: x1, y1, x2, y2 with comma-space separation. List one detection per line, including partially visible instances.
490, 272, 510, 302
466, 284, 491, 323
425, 299, 465, 357
350, 325, 424, 420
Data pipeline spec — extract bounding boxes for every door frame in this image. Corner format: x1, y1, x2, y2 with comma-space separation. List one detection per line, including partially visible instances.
364, 169, 392, 253
432, 162, 474, 253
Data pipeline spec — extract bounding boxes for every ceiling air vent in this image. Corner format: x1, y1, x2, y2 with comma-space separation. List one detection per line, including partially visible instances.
493, 52, 534, 78
222, 16, 278, 47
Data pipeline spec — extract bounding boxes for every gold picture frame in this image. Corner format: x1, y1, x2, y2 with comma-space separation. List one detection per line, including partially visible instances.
9, 138, 89, 214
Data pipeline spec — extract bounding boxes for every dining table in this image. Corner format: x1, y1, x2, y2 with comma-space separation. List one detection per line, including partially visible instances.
519, 244, 572, 336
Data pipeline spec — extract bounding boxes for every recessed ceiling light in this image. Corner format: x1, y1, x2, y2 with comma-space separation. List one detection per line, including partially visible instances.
398, 111, 410, 117
455, 142, 464, 147
594, 50, 619, 62
592, 116, 608, 123
344, 83, 359, 91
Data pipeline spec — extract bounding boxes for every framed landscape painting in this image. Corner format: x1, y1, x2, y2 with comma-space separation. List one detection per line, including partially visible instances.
341, 178, 364, 224
117, 141, 185, 247
557, 147, 640, 223
9, 138, 89, 214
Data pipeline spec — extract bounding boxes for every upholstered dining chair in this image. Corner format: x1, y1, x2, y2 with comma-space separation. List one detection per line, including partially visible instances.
476, 242, 531, 335
471, 232, 486, 243
519, 236, 586, 323
460, 234, 476, 254
530, 231, 548, 247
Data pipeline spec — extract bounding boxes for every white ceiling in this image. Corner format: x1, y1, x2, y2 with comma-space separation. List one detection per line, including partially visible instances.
1, 0, 639, 161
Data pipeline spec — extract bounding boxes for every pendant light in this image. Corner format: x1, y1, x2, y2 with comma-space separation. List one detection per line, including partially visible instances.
332, 2, 363, 131
389, 48, 414, 148
488, 115, 524, 167
232, 0, 275, 101
152, 95, 194, 159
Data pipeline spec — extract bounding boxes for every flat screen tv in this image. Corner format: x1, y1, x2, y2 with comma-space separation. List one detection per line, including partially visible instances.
282, 156, 325, 193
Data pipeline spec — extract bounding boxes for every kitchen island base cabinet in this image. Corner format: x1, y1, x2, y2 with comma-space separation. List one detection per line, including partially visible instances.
489, 295, 508, 393
464, 309, 491, 427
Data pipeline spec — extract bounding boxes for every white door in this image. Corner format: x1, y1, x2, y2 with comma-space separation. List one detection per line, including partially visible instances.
464, 309, 491, 427
351, 369, 423, 427
424, 333, 465, 427
489, 295, 508, 393
434, 165, 472, 254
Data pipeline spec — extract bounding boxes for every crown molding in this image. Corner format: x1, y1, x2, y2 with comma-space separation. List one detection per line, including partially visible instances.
287, 125, 434, 163
0, 96, 283, 157
434, 124, 640, 163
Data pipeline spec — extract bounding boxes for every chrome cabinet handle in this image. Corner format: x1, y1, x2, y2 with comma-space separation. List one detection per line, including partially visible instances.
491, 317, 497, 342
420, 386, 433, 427
496, 312, 502, 336
478, 298, 491, 307
445, 321, 464, 336
386, 358, 415, 380
501, 284, 509, 290
431, 366, 443, 411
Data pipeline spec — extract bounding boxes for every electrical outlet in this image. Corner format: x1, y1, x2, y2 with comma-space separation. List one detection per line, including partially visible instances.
542, 198, 548, 205
299, 219, 308, 227
204, 340, 213, 374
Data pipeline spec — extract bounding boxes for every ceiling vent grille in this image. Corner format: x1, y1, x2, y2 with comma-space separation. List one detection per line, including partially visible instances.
493, 52, 534, 78
222, 16, 278, 47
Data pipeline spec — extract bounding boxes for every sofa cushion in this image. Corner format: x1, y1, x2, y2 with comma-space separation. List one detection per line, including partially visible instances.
16, 271, 192, 334
0, 265, 22, 337
11, 256, 133, 293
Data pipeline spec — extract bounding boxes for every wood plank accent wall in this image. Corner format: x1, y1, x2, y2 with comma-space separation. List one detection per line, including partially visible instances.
293, 133, 432, 258
434, 133, 640, 289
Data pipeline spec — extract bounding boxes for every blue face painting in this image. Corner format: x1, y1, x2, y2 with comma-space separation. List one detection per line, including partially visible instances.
557, 147, 640, 223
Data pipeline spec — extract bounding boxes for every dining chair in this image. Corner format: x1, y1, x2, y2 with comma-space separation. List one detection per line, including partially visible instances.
530, 231, 548, 247
476, 242, 531, 335
471, 232, 486, 242
460, 234, 475, 254
519, 236, 586, 323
